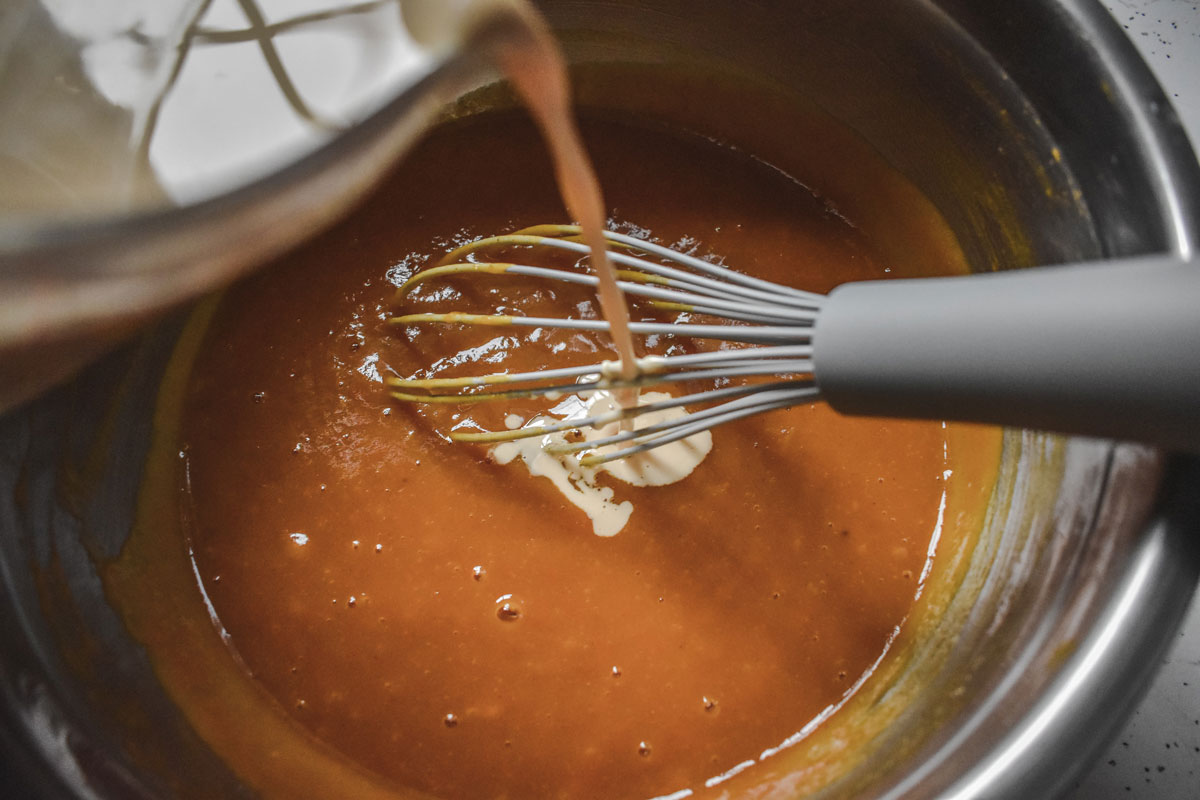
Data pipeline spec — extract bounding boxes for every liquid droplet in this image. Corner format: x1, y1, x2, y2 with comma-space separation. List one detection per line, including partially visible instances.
611, 666, 621, 678
444, 713, 458, 728
496, 599, 521, 621
638, 741, 652, 757
703, 696, 718, 712
472, 565, 486, 581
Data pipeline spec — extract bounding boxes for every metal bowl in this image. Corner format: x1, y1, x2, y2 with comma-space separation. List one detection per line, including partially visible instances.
1, 1, 1198, 797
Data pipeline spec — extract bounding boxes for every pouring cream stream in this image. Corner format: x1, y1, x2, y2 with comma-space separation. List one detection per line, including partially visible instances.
399, 0, 713, 534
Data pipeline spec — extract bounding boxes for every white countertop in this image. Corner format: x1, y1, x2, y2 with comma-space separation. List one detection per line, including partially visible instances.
1069, 5, 1200, 797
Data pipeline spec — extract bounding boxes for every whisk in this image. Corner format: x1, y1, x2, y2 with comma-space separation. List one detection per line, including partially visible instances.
387, 224, 1200, 459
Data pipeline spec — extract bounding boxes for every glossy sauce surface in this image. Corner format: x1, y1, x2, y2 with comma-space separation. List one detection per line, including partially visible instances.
172, 112, 994, 799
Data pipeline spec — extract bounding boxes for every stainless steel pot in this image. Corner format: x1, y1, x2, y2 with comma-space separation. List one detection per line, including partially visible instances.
1, 1, 1198, 798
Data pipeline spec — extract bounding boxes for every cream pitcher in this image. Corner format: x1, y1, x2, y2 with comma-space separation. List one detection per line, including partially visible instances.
0, 0, 504, 410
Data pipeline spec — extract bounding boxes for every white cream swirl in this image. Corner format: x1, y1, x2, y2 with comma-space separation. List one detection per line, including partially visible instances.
491, 391, 712, 536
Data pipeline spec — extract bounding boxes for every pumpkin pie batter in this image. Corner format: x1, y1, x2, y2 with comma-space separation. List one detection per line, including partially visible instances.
130, 109, 997, 799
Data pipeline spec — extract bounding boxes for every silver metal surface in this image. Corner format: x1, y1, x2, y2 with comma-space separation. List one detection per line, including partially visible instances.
890, 458, 1200, 799
1070, 3, 1200, 796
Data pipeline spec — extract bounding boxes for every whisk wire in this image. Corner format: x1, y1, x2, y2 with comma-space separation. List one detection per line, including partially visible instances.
447, 379, 814, 444
389, 313, 806, 344
431, 228, 823, 311
387, 361, 814, 406
577, 387, 817, 467
548, 384, 816, 455
537, 226, 823, 304
399, 260, 813, 324
388, 345, 813, 391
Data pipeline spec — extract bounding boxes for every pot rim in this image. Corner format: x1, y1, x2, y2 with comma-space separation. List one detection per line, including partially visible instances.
886, 2, 1200, 794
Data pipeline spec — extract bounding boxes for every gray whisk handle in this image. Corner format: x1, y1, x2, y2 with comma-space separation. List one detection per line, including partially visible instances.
813, 254, 1200, 452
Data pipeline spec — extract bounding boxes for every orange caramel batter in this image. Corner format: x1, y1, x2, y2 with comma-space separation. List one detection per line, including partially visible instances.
113, 109, 1000, 800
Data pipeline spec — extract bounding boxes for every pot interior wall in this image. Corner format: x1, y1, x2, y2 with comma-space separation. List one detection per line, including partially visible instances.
0, 1, 1184, 798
